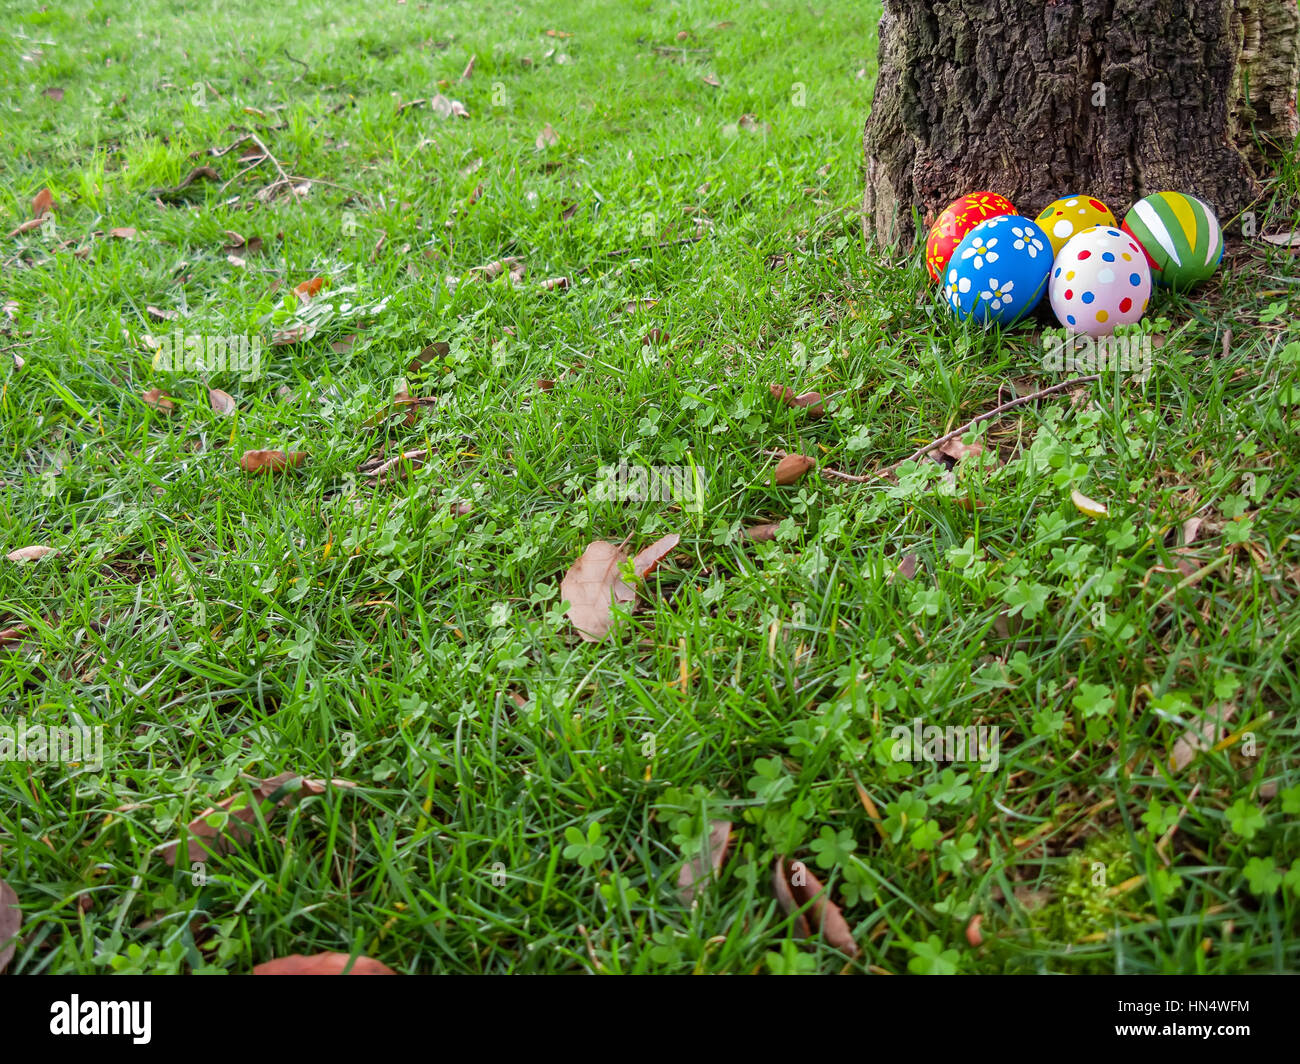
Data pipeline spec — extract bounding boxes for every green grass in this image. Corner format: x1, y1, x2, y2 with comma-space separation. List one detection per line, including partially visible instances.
1, 0, 1298, 975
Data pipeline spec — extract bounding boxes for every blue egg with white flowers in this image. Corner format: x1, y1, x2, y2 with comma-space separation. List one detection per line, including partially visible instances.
943, 215, 1051, 325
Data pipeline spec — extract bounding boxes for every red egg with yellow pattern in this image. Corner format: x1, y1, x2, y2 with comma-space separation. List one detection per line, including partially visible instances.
925, 191, 1018, 283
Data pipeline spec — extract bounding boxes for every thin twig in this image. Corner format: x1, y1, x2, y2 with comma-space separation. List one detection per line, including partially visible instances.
879, 375, 1100, 478
247, 133, 296, 200
362, 448, 427, 481
766, 375, 1102, 485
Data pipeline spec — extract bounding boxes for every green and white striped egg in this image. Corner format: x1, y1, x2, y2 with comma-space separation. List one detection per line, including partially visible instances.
1121, 191, 1224, 290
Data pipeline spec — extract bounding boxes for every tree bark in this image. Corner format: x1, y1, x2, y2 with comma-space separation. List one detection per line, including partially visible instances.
863, 0, 1300, 246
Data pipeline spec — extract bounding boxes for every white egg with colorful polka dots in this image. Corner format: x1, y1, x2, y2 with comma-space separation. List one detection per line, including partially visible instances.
1048, 226, 1152, 337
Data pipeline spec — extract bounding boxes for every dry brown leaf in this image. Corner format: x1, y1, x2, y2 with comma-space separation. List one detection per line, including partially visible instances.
1261, 230, 1300, 248
737, 113, 772, 134
146, 305, 179, 321
254, 952, 395, 976
744, 523, 779, 542
769, 384, 825, 418
474, 256, 523, 281
1169, 703, 1238, 771
430, 94, 469, 118
539, 276, 570, 290
405, 341, 449, 376
43, 86, 64, 101
31, 188, 56, 217
891, 553, 919, 582
774, 453, 815, 485
677, 820, 731, 903
0, 881, 18, 975
536, 378, 556, 392
142, 388, 175, 414
561, 540, 632, 642
0, 625, 32, 646
937, 438, 984, 461
7, 216, 47, 238
535, 123, 560, 150
271, 322, 317, 346
701, 74, 721, 87
162, 772, 355, 866
239, 449, 307, 475
460, 54, 476, 80
642, 328, 669, 345
293, 276, 325, 301
208, 389, 237, 416
5, 546, 57, 563
109, 227, 137, 240
772, 857, 859, 957
559, 533, 679, 643
632, 532, 680, 578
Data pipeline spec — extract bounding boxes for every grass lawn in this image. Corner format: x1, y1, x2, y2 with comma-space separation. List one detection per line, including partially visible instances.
1, 0, 1298, 975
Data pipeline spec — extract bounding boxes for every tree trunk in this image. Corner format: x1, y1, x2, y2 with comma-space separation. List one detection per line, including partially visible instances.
863, 0, 1300, 246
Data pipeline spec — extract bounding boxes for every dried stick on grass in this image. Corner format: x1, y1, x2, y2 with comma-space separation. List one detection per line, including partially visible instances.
815, 375, 1102, 484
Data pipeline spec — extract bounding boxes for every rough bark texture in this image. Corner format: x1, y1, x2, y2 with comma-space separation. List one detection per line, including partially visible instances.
863, 0, 1300, 245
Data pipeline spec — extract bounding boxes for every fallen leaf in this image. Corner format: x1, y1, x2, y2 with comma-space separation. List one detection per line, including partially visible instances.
535, 123, 559, 150
937, 437, 984, 461
42, 86, 64, 101
271, 322, 318, 346
0, 624, 32, 646
1071, 488, 1109, 519
254, 953, 395, 976
408, 340, 449, 373
108, 227, 137, 240
7, 216, 47, 238
891, 553, 919, 582
31, 188, 56, 217
474, 256, 523, 281
769, 384, 825, 418
293, 276, 325, 301
642, 328, 669, 345
146, 305, 179, 322
162, 772, 354, 866
774, 453, 815, 485
1170, 702, 1238, 771
737, 113, 772, 135
632, 532, 680, 578
0, 881, 18, 974
561, 540, 632, 642
1261, 230, 1300, 248
536, 378, 556, 391
208, 389, 236, 416
539, 276, 570, 290
430, 94, 469, 119
677, 820, 731, 903
239, 449, 307, 474
460, 54, 476, 80
330, 333, 358, 355
5, 546, 57, 563
701, 74, 721, 87
744, 523, 780, 542
772, 857, 859, 957
141, 388, 176, 414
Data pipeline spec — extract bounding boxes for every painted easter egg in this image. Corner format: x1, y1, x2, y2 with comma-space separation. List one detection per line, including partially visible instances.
1034, 195, 1118, 257
944, 215, 1051, 324
1049, 226, 1152, 336
925, 190, 1017, 283
1121, 191, 1224, 289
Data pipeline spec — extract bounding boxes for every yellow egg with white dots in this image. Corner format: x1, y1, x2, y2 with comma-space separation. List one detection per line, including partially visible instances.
1035, 196, 1118, 257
